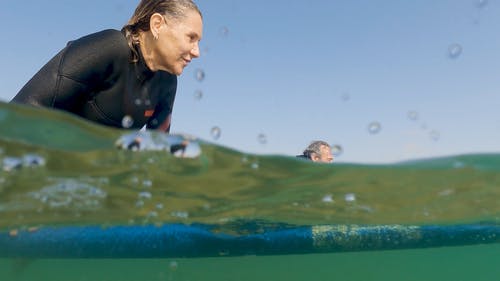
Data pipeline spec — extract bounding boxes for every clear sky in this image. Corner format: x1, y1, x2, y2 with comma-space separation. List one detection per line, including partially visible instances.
1, 0, 499, 163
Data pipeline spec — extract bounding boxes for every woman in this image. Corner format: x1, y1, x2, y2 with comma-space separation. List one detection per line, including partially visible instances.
11, 0, 203, 132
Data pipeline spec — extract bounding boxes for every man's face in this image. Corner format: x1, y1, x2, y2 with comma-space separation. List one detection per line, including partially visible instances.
312, 145, 333, 163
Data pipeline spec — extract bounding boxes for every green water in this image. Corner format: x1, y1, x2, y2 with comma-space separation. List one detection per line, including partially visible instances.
2, 244, 500, 281
1, 101, 500, 280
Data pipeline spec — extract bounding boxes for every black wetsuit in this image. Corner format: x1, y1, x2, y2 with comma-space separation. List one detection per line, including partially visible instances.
11, 29, 177, 132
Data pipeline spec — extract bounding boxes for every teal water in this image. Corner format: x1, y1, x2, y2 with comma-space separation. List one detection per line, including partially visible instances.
1, 101, 500, 280
2, 244, 500, 281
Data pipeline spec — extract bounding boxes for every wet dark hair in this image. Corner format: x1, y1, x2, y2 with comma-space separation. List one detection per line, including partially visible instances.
121, 0, 202, 62
302, 140, 330, 159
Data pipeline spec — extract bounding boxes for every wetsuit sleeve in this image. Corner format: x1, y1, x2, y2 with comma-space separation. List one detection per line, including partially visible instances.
11, 30, 128, 112
146, 74, 177, 133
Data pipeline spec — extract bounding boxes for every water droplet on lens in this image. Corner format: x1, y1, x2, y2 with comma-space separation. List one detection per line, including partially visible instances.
2, 157, 23, 172
210, 126, 221, 140
429, 130, 440, 141
448, 43, 462, 59
194, 90, 203, 100
331, 144, 343, 157
122, 115, 134, 128
169, 136, 202, 158
257, 133, 267, 144
138, 191, 152, 200
341, 92, 350, 102
322, 194, 334, 203
345, 193, 356, 202
170, 211, 189, 219
367, 122, 382, 134
195, 68, 205, 82
476, 0, 488, 8
219, 26, 229, 37
130, 176, 140, 185
407, 111, 418, 121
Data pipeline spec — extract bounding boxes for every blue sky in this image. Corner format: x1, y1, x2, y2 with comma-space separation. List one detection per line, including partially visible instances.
1, 0, 499, 163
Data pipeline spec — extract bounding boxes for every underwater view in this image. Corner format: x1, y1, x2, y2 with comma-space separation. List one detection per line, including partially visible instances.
1, 102, 500, 280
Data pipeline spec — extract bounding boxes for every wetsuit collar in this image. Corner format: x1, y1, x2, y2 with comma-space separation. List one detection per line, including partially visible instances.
134, 44, 155, 82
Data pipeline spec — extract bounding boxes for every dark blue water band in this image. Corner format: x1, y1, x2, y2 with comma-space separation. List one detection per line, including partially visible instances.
1, 223, 499, 258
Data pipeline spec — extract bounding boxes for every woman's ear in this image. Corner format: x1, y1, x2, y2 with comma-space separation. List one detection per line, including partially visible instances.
149, 13, 165, 39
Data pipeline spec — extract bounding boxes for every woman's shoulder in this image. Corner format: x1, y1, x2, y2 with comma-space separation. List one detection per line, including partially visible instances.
67, 29, 128, 55
84, 29, 126, 43
63, 29, 130, 63
59, 29, 130, 77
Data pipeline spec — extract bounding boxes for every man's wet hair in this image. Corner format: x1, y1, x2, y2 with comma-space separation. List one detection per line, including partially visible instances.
302, 140, 331, 159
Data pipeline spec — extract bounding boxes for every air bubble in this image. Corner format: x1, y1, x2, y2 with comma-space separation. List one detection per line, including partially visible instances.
219, 26, 229, 37
195, 68, 205, 82
138, 191, 152, 200
171, 211, 189, 219
476, 0, 488, 8
194, 90, 203, 100
257, 133, 267, 144
407, 111, 418, 121
122, 115, 134, 128
367, 122, 382, 134
147, 211, 158, 218
210, 126, 221, 140
448, 43, 462, 59
21, 154, 46, 167
331, 144, 343, 157
345, 193, 356, 202
341, 92, 350, 102
322, 194, 334, 203
429, 130, 440, 141
2, 157, 23, 172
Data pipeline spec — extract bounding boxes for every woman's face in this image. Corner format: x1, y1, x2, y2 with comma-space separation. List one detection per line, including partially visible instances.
155, 10, 203, 75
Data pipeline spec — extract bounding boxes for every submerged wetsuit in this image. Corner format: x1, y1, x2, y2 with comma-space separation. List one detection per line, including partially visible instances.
11, 29, 177, 132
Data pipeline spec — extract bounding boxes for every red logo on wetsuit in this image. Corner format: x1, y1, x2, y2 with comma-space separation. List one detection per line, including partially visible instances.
144, 109, 155, 117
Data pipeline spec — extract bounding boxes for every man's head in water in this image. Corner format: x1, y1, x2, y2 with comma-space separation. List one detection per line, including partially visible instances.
122, 0, 203, 75
302, 141, 334, 163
